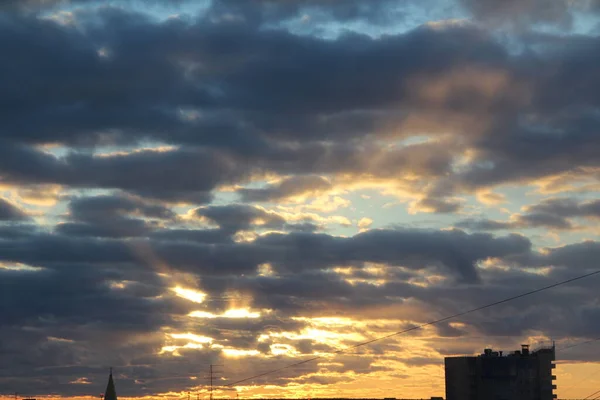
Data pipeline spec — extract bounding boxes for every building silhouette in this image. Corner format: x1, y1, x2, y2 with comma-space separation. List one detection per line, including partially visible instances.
445, 344, 556, 400
103, 368, 118, 400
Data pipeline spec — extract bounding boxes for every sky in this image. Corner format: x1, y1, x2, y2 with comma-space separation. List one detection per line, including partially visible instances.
0, 0, 600, 399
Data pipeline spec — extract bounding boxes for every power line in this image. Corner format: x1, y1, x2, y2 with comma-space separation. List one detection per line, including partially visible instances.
223, 268, 600, 388
559, 337, 600, 351
555, 337, 600, 397
564, 368, 600, 399
584, 388, 600, 399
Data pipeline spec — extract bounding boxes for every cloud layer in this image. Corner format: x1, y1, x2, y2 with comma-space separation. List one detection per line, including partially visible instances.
1, 0, 599, 399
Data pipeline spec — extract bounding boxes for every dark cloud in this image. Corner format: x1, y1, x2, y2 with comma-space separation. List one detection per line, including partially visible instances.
0, 140, 458, 204
0, 225, 531, 283
194, 204, 287, 233
460, 0, 572, 29
412, 197, 463, 214
191, 204, 326, 234
149, 228, 233, 244
0, 144, 246, 202
56, 194, 176, 238
455, 111, 600, 191
0, 223, 599, 395
455, 215, 572, 231
251, 229, 531, 283
455, 218, 512, 231
524, 197, 600, 220
531, 240, 600, 271
1, 6, 597, 204
192, 0, 407, 28
1, 1, 600, 397
0, 262, 192, 396
238, 175, 331, 202
0, 198, 28, 221
0, 9, 508, 144
457, 198, 600, 232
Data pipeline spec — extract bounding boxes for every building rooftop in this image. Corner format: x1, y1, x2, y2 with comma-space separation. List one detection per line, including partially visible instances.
447, 343, 555, 359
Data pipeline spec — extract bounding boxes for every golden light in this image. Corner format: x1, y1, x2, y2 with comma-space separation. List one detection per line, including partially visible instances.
69, 377, 91, 385
160, 342, 205, 355
358, 217, 373, 232
47, 336, 75, 343
170, 333, 213, 343
222, 348, 261, 358
253, 217, 267, 226
160, 345, 181, 354
264, 327, 365, 348
108, 280, 130, 290
233, 231, 258, 243
270, 343, 298, 356
0, 262, 43, 272
258, 263, 275, 277
188, 311, 217, 318
344, 277, 386, 286
172, 286, 207, 304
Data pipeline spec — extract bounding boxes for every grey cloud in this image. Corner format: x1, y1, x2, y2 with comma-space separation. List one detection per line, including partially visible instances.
460, 0, 572, 29
524, 197, 600, 220
0, 4, 597, 205
533, 240, 600, 271
457, 198, 600, 232
436, 322, 467, 338
0, 145, 243, 203
191, 204, 319, 234
68, 194, 176, 221
55, 221, 151, 238
149, 228, 233, 244
56, 194, 176, 238
252, 229, 532, 283
238, 175, 331, 202
0, 267, 174, 328
194, 204, 287, 233
455, 215, 572, 231
0, 226, 532, 283
4, 7, 599, 203
455, 219, 512, 231
0, 223, 39, 239
0, 139, 457, 204
205, 0, 408, 27
458, 112, 600, 189
0, 225, 599, 396
413, 197, 463, 214
0, 198, 28, 221
0, 258, 209, 396
0, 10, 509, 145
516, 212, 573, 230
1, 1, 600, 396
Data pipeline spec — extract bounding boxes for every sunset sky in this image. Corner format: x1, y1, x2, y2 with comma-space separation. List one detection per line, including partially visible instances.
1, 0, 600, 399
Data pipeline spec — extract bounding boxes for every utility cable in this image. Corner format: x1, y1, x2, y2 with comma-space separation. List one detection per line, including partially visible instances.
554, 337, 600, 397
584, 388, 600, 399
223, 269, 600, 388
559, 337, 600, 351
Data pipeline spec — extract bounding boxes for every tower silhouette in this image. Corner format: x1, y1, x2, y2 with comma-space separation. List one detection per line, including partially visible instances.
103, 368, 117, 400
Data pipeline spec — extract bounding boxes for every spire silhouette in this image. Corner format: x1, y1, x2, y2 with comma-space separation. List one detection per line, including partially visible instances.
103, 368, 117, 400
